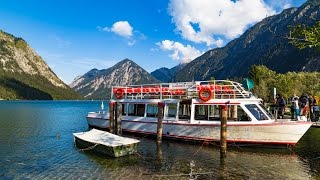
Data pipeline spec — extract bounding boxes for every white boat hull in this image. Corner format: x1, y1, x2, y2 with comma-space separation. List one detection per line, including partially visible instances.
73, 129, 140, 157
86, 115, 312, 145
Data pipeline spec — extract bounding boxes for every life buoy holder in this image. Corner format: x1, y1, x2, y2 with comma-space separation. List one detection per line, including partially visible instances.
199, 87, 213, 101
114, 88, 124, 99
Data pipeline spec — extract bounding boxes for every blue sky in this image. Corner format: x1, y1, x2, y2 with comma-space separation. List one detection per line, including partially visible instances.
0, 0, 306, 84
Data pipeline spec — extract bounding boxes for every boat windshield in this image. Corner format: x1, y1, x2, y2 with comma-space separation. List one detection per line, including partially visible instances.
258, 103, 274, 119
244, 104, 269, 121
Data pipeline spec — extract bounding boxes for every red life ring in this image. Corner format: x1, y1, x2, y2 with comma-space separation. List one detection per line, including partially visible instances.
199, 87, 212, 101
114, 88, 124, 99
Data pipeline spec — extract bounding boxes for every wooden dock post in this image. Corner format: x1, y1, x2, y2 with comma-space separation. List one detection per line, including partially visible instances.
116, 102, 122, 135
109, 101, 115, 134
220, 105, 228, 158
231, 105, 237, 120
157, 102, 165, 144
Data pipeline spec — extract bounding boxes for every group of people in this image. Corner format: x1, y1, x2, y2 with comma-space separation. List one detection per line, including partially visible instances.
275, 93, 318, 120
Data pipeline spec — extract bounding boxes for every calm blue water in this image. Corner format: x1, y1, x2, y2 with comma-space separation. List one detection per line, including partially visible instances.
0, 101, 319, 179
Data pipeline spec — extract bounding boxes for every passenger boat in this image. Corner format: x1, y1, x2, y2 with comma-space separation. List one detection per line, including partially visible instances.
86, 80, 312, 146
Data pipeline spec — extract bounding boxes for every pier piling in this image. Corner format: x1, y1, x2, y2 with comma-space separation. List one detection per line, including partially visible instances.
157, 102, 165, 144
109, 101, 115, 134
116, 102, 122, 135
231, 105, 237, 120
220, 105, 228, 158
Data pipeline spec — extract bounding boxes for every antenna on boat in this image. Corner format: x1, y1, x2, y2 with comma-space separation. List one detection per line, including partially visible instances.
101, 101, 104, 110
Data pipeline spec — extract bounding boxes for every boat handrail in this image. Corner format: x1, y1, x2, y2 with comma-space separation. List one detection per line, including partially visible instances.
111, 80, 252, 100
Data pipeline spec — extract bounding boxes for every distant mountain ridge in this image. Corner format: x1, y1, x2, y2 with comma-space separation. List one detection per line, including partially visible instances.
174, 0, 320, 81
150, 64, 185, 82
0, 30, 81, 100
70, 59, 159, 99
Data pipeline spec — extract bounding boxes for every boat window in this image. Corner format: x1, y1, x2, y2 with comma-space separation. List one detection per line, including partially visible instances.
127, 104, 145, 117
179, 103, 191, 120
166, 103, 177, 118
194, 105, 251, 121
122, 104, 127, 116
235, 105, 251, 121
245, 104, 269, 121
146, 104, 158, 117
194, 105, 220, 121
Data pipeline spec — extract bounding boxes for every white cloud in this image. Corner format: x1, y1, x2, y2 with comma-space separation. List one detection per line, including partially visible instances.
156, 40, 203, 64
168, 0, 276, 46
106, 21, 133, 38
127, 40, 136, 46
267, 0, 292, 11
99, 21, 143, 46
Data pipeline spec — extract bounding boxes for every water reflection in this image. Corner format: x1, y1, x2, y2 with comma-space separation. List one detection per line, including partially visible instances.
0, 101, 319, 179
137, 138, 312, 179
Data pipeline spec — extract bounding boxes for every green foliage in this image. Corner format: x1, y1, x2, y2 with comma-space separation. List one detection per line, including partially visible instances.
288, 21, 320, 49
249, 65, 320, 101
0, 71, 82, 100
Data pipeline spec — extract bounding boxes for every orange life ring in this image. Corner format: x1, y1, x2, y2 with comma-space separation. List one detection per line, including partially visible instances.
114, 88, 124, 99
199, 87, 212, 101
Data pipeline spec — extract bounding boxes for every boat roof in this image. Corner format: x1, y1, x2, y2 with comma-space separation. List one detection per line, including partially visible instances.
73, 129, 140, 147
111, 80, 258, 102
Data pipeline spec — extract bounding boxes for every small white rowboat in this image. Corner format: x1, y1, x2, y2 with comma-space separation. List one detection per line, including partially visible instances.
73, 129, 140, 157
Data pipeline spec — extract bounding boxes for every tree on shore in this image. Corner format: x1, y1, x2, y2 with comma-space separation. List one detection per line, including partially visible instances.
287, 21, 320, 49
249, 65, 320, 102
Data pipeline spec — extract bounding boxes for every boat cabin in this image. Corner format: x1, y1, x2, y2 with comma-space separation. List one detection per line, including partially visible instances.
112, 80, 274, 124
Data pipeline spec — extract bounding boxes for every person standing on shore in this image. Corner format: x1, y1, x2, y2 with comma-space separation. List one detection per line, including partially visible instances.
275, 94, 286, 119
308, 95, 316, 120
290, 93, 299, 119
299, 93, 309, 120
293, 96, 300, 120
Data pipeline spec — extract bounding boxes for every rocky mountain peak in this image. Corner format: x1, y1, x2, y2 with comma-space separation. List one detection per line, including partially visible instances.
0, 30, 81, 99
70, 59, 159, 99
0, 31, 66, 88
307, 0, 320, 6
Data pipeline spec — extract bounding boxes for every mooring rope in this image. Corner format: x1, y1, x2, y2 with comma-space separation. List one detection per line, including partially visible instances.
135, 152, 142, 157
78, 143, 99, 151
193, 141, 207, 156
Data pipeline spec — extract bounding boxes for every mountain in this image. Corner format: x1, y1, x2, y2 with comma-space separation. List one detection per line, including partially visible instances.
174, 0, 320, 82
151, 63, 185, 82
70, 59, 159, 99
0, 30, 81, 100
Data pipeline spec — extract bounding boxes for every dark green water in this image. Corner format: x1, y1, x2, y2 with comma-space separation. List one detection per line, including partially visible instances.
0, 101, 319, 179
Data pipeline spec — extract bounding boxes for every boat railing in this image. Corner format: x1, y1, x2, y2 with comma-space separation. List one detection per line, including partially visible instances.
111, 80, 252, 100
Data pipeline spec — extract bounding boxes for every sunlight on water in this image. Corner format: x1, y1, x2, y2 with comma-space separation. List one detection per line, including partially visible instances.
0, 101, 319, 179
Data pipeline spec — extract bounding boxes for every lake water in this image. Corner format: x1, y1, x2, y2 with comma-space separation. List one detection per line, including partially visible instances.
0, 101, 319, 179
